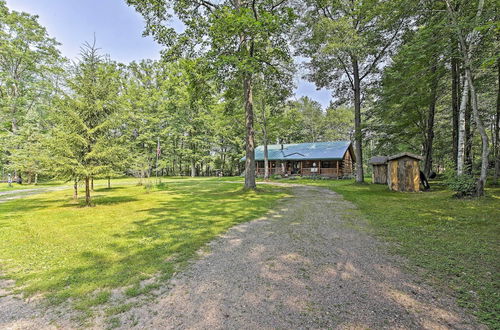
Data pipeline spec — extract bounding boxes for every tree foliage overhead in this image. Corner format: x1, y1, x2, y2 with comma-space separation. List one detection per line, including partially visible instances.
295, 0, 414, 182
126, 0, 297, 188
0, 0, 498, 202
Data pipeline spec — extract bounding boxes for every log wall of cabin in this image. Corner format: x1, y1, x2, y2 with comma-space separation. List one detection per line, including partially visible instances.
257, 160, 346, 177
341, 150, 353, 176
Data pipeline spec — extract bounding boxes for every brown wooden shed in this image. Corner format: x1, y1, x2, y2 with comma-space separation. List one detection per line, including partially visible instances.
368, 156, 388, 184
387, 152, 423, 192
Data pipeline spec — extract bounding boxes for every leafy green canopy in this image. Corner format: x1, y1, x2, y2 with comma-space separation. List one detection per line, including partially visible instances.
0, 0, 64, 178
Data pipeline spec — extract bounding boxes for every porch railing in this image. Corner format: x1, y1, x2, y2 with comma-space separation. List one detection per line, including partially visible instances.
256, 167, 341, 177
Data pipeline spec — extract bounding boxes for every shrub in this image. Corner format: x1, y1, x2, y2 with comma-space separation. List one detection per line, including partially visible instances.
446, 174, 477, 197
144, 181, 153, 193
301, 175, 332, 180
270, 174, 282, 180
443, 161, 477, 197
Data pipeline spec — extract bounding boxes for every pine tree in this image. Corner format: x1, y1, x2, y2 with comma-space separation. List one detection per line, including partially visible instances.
49, 41, 124, 206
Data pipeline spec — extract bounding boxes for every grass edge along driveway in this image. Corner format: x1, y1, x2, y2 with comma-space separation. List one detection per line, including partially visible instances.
274, 178, 499, 329
0, 179, 289, 321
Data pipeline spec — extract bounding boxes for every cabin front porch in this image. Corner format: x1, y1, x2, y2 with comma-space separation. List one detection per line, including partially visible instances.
255, 159, 352, 178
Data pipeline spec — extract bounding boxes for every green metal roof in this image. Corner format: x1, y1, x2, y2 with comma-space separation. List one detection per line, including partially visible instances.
242, 141, 353, 161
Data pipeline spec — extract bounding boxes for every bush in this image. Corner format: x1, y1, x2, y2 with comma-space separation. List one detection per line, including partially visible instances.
301, 175, 331, 180
446, 174, 477, 197
144, 181, 153, 193
270, 174, 282, 180
156, 182, 167, 190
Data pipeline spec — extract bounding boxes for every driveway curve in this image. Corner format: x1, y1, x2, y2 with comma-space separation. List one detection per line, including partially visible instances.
122, 184, 481, 329
0, 183, 483, 329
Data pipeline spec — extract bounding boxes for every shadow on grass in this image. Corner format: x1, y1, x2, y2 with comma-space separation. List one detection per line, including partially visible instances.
4, 181, 287, 316
59, 195, 139, 208
94, 187, 127, 192
0, 197, 67, 222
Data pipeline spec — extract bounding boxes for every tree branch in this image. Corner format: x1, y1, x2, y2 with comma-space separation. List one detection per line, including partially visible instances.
360, 18, 405, 81
336, 55, 354, 89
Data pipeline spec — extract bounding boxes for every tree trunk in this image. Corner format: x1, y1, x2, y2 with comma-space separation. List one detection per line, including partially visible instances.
423, 65, 439, 177
11, 83, 19, 133
457, 77, 468, 175
263, 143, 269, 180
466, 69, 489, 196
191, 158, 196, 177
34, 173, 38, 185
108, 177, 111, 189
261, 102, 270, 180
464, 86, 475, 174
85, 177, 91, 206
494, 58, 500, 184
221, 148, 226, 176
73, 178, 78, 200
352, 57, 364, 183
451, 53, 460, 168
445, 0, 487, 195
244, 72, 256, 189
91, 177, 94, 191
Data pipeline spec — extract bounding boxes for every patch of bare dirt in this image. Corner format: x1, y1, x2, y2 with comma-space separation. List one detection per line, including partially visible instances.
0, 184, 484, 329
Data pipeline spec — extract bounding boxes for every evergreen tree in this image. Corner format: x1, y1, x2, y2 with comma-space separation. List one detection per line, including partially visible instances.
50, 41, 124, 206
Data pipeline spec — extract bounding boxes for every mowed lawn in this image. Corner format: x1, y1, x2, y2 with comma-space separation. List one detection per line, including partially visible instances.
275, 177, 499, 328
0, 178, 288, 316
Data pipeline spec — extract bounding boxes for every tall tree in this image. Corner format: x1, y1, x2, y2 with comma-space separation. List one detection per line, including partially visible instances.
445, 0, 494, 195
296, 0, 412, 182
373, 8, 447, 177
495, 59, 500, 184
323, 105, 353, 141
254, 68, 293, 180
0, 0, 63, 178
50, 42, 124, 206
126, 0, 296, 189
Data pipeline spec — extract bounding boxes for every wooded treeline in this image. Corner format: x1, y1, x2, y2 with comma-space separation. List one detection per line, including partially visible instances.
0, 0, 498, 203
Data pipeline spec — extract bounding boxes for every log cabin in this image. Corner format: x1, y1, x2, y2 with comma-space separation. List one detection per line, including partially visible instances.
247, 141, 355, 178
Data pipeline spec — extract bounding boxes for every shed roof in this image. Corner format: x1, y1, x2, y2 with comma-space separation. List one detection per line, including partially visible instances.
387, 152, 423, 161
368, 156, 388, 165
242, 141, 353, 161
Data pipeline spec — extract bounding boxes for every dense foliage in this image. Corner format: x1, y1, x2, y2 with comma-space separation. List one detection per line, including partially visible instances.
0, 0, 498, 200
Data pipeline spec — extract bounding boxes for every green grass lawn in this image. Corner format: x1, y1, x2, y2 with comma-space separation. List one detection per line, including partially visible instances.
273, 177, 499, 328
1, 175, 498, 327
0, 176, 238, 193
0, 178, 288, 320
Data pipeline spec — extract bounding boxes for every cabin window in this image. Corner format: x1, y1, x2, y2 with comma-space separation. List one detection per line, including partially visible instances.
322, 161, 333, 168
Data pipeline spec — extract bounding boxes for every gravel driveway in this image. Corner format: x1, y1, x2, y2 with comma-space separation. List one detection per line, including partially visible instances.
0, 186, 68, 203
0, 183, 483, 329
119, 184, 481, 329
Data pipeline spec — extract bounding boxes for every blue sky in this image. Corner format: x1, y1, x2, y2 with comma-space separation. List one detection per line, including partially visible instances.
6, 0, 331, 107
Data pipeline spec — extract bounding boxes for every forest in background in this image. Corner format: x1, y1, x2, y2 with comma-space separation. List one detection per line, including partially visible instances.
0, 0, 498, 204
